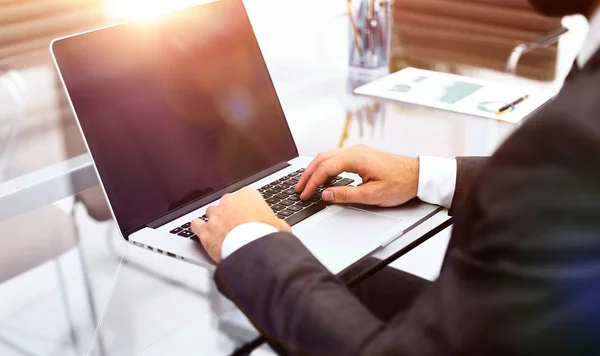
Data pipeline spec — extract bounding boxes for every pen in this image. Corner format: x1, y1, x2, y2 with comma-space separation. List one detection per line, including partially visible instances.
496, 94, 529, 115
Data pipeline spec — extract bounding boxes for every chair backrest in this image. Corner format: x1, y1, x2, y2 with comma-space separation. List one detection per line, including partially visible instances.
391, 0, 563, 81
0, 0, 106, 68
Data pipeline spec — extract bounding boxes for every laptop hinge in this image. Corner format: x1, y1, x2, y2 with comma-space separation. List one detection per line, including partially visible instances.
146, 161, 291, 229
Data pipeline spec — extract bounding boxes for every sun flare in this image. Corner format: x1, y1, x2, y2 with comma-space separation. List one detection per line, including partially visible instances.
104, 0, 216, 21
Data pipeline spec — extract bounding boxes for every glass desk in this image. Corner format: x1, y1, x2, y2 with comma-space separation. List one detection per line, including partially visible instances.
0, 0, 582, 355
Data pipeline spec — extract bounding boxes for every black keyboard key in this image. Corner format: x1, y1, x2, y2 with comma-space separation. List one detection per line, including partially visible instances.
276, 213, 288, 219
295, 201, 312, 207
282, 188, 297, 195
285, 201, 328, 226
261, 193, 272, 199
288, 178, 299, 184
181, 222, 191, 228
279, 200, 294, 206
178, 230, 195, 238
280, 181, 295, 187
265, 189, 279, 195
191, 234, 199, 242
271, 204, 286, 211
273, 193, 289, 200
309, 197, 321, 203
170, 227, 184, 234
296, 168, 305, 173
329, 178, 354, 187
286, 195, 300, 202
286, 205, 302, 212
266, 197, 280, 205
278, 210, 294, 217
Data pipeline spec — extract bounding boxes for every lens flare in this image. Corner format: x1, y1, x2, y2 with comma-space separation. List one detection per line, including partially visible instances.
105, 0, 216, 21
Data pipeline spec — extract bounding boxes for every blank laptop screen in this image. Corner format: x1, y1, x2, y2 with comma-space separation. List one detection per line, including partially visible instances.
53, 0, 298, 233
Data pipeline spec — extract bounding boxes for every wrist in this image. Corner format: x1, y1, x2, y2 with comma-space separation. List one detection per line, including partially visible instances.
392, 154, 420, 201
410, 156, 420, 199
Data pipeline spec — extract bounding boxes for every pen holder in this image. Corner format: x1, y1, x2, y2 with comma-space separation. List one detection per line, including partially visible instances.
347, 0, 391, 70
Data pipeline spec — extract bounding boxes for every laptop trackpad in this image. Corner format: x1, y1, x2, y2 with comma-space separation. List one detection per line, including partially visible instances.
294, 207, 400, 273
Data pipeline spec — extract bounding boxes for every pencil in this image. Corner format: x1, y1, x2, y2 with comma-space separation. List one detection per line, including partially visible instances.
367, 0, 376, 61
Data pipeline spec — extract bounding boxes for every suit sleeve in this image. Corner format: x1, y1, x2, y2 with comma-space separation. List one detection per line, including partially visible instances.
449, 156, 487, 216
215, 99, 600, 354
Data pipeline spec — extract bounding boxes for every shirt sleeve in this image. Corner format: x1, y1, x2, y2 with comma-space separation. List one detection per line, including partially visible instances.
221, 222, 278, 260
417, 156, 457, 209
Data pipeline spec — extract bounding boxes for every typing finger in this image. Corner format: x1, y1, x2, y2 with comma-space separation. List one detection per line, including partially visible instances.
205, 205, 216, 218
300, 156, 350, 200
190, 219, 206, 235
296, 149, 341, 192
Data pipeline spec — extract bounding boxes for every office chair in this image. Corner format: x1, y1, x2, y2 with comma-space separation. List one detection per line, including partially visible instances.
0, 61, 105, 356
0, 66, 27, 182
0, 101, 102, 356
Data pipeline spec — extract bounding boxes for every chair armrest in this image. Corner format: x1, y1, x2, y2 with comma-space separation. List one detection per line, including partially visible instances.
506, 26, 569, 75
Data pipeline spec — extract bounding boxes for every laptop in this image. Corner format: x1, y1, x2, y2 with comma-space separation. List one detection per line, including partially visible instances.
51, 0, 439, 274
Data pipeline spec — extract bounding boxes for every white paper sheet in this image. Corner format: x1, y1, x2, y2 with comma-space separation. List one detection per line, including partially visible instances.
354, 67, 557, 123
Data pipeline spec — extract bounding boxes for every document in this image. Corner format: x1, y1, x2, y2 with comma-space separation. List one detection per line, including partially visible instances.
354, 67, 556, 123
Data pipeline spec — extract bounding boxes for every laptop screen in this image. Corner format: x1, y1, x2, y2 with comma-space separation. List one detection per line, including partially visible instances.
53, 0, 298, 234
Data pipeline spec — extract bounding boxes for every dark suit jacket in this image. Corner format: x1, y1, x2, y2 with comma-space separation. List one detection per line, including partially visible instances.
214, 49, 600, 355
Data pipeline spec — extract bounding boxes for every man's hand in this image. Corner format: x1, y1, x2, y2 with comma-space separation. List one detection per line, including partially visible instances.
191, 187, 291, 263
296, 145, 419, 207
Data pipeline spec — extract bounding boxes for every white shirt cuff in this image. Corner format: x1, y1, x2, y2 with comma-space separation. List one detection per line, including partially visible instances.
417, 156, 457, 209
221, 222, 278, 260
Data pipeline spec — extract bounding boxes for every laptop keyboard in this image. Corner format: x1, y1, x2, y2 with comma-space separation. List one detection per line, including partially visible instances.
169, 168, 354, 241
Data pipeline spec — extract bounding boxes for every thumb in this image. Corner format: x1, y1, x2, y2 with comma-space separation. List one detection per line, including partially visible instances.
322, 185, 372, 204
277, 219, 292, 233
